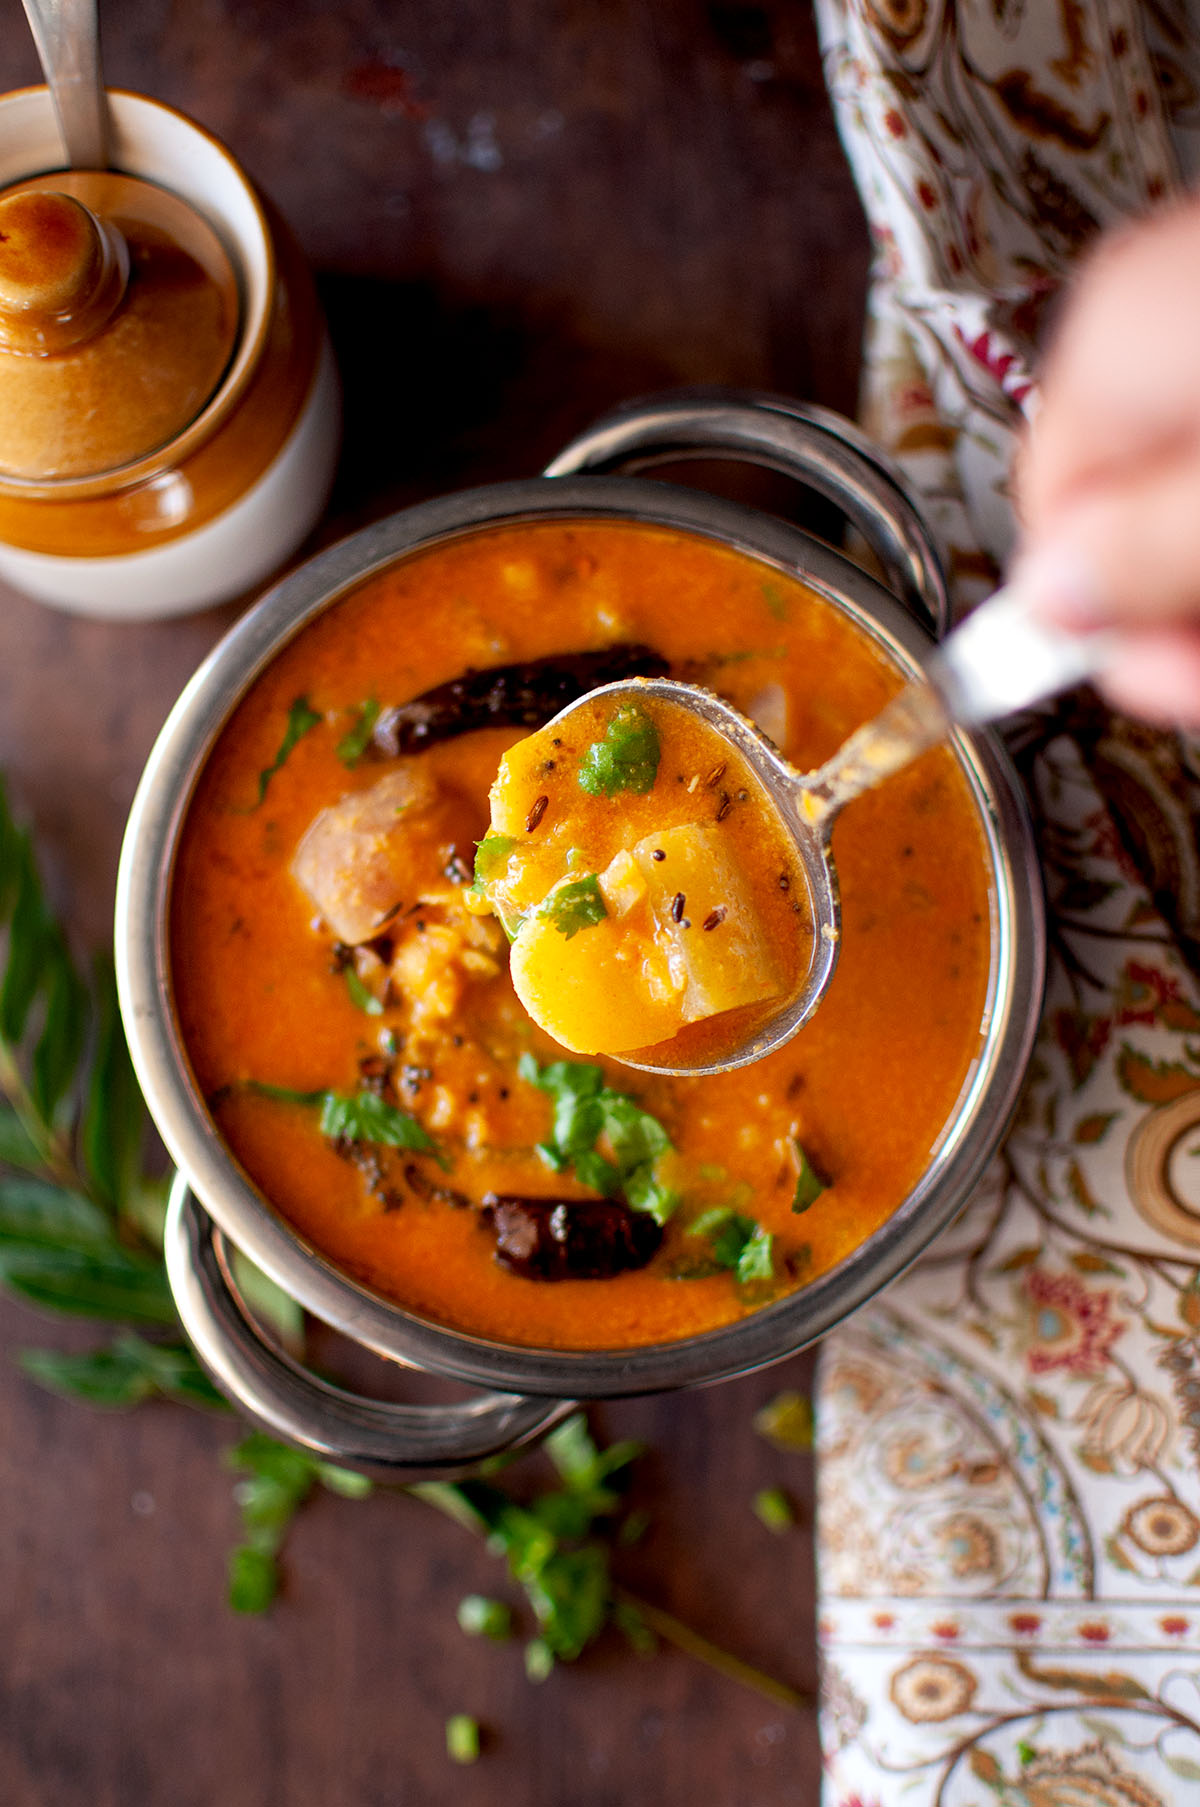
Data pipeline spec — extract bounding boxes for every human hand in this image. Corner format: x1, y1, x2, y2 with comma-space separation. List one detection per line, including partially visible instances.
1015, 194, 1200, 727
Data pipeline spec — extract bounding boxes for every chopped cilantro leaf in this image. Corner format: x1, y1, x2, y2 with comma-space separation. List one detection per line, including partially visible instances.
538, 874, 608, 940
318, 1089, 437, 1151
246, 1080, 439, 1158
791, 1139, 829, 1213
577, 703, 661, 797
687, 1207, 775, 1283
735, 1224, 775, 1285
335, 698, 381, 767
457, 1595, 513, 1641
473, 833, 516, 883
752, 1486, 794, 1533
343, 967, 383, 1016
520, 1055, 677, 1221
445, 1715, 481, 1764
257, 696, 321, 804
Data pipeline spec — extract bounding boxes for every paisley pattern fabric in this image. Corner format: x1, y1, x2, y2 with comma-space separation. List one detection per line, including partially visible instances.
811, 4, 1200, 1800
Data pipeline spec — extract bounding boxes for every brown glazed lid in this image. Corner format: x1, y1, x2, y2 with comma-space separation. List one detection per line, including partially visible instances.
0, 170, 240, 482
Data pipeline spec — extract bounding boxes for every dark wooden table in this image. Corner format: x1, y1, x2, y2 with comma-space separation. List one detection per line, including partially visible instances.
0, 6, 869, 1802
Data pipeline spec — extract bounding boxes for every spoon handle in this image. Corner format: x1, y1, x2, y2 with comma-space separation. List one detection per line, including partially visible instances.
21, 0, 109, 170
928, 583, 1112, 725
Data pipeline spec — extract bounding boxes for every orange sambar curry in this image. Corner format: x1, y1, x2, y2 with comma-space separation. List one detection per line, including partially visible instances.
171, 519, 993, 1350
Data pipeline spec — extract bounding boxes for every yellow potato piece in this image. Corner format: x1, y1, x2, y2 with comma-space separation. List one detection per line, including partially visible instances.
509, 904, 685, 1054
508, 824, 784, 1054
631, 823, 784, 1020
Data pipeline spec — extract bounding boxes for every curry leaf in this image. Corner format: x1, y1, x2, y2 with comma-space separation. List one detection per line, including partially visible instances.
0, 1175, 113, 1249
30, 933, 89, 1125
19, 1333, 227, 1410
0, 834, 52, 1045
0, 1242, 179, 1325
80, 957, 144, 1212
0, 1105, 41, 1171
256, 695, 322, 804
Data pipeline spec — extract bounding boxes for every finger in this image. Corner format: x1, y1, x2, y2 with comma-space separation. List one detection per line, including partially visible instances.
1019, 197, 1200, 528
1015, 451, 1200, 631
1094, 623, 1200, 727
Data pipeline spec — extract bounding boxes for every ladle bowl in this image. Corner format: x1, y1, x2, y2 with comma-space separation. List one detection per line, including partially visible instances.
560, 583, 1111, 1077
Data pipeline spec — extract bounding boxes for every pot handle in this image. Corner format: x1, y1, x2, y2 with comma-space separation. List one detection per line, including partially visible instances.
164, 1176, 577, 1482
544, 390, 950, 638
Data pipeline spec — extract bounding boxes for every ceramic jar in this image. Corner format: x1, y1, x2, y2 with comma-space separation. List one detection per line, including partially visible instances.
0, 86, 340, 618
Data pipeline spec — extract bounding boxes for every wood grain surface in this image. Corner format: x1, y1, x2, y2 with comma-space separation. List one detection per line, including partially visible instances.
0, 5, 869, 1802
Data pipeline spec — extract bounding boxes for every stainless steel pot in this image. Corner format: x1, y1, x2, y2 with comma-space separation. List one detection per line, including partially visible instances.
115, 391, 1045, 1478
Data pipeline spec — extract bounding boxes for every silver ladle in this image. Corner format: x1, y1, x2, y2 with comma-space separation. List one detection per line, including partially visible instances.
22, 0, 110, 169
550, 585, 1110, 1077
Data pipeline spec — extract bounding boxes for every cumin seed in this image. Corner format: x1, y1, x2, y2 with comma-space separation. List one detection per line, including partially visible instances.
671, 891, 686, 923
705, 762, 727, 788
716, 792, 733, 822
526, 793, 549, 831
702, 906, 726, 931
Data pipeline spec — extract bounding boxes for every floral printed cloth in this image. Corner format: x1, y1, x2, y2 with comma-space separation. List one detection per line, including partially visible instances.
812, 4, 1200, 1801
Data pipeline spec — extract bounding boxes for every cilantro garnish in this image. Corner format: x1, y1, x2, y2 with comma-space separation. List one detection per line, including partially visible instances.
761, 580, 790, 622
537, 874, 608, 940
335, 697, 381, 767
257, 695, 322, 804
343, 967, 384, 1016
518, 1054, 677, 1223
473, 833, 516, 884
685, 1207, 775, 1286
790, 1139, 828, 1214
248, 1080, 439, 1156
577, 703, 661, 797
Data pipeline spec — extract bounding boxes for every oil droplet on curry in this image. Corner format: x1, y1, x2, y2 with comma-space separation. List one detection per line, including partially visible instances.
171, 519, 993, 1350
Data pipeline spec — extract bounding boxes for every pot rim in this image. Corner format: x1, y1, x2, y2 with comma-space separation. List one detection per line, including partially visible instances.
116, 472, 1046, 1397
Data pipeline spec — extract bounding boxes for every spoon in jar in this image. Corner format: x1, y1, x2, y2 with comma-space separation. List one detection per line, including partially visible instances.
538, 585, 1110, 1077
21, 0, 110, 169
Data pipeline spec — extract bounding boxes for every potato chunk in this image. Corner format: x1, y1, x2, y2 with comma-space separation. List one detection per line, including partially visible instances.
291, 764, 442, 944
509, 824, 784, 1054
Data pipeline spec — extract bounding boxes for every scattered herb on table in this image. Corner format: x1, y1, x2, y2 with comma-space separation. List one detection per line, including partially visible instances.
336, 697, 381, 768
445, 1715, 482, 1765
577, 703, 661, 797
537, 873, 608, 939
227, 1432, 371, 1612
256, 695, 322, 804
457, 1595, 514, 1641
518, 1054, 677, 1222
753, 1389, 815, 1453
752, 1486, 795, 1534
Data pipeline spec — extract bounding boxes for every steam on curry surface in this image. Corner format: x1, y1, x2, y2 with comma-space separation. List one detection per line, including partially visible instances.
170, 519, 993, 1351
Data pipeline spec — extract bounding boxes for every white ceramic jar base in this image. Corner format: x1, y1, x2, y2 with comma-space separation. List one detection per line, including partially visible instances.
0, 339, 341, 619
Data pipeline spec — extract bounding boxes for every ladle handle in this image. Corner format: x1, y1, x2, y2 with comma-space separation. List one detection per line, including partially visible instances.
21, 0, 109, 170
164, 1177, 576, 1483
544, 390, 950, 638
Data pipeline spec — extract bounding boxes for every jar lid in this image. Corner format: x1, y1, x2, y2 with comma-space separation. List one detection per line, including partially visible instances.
0, 170, 240, 482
